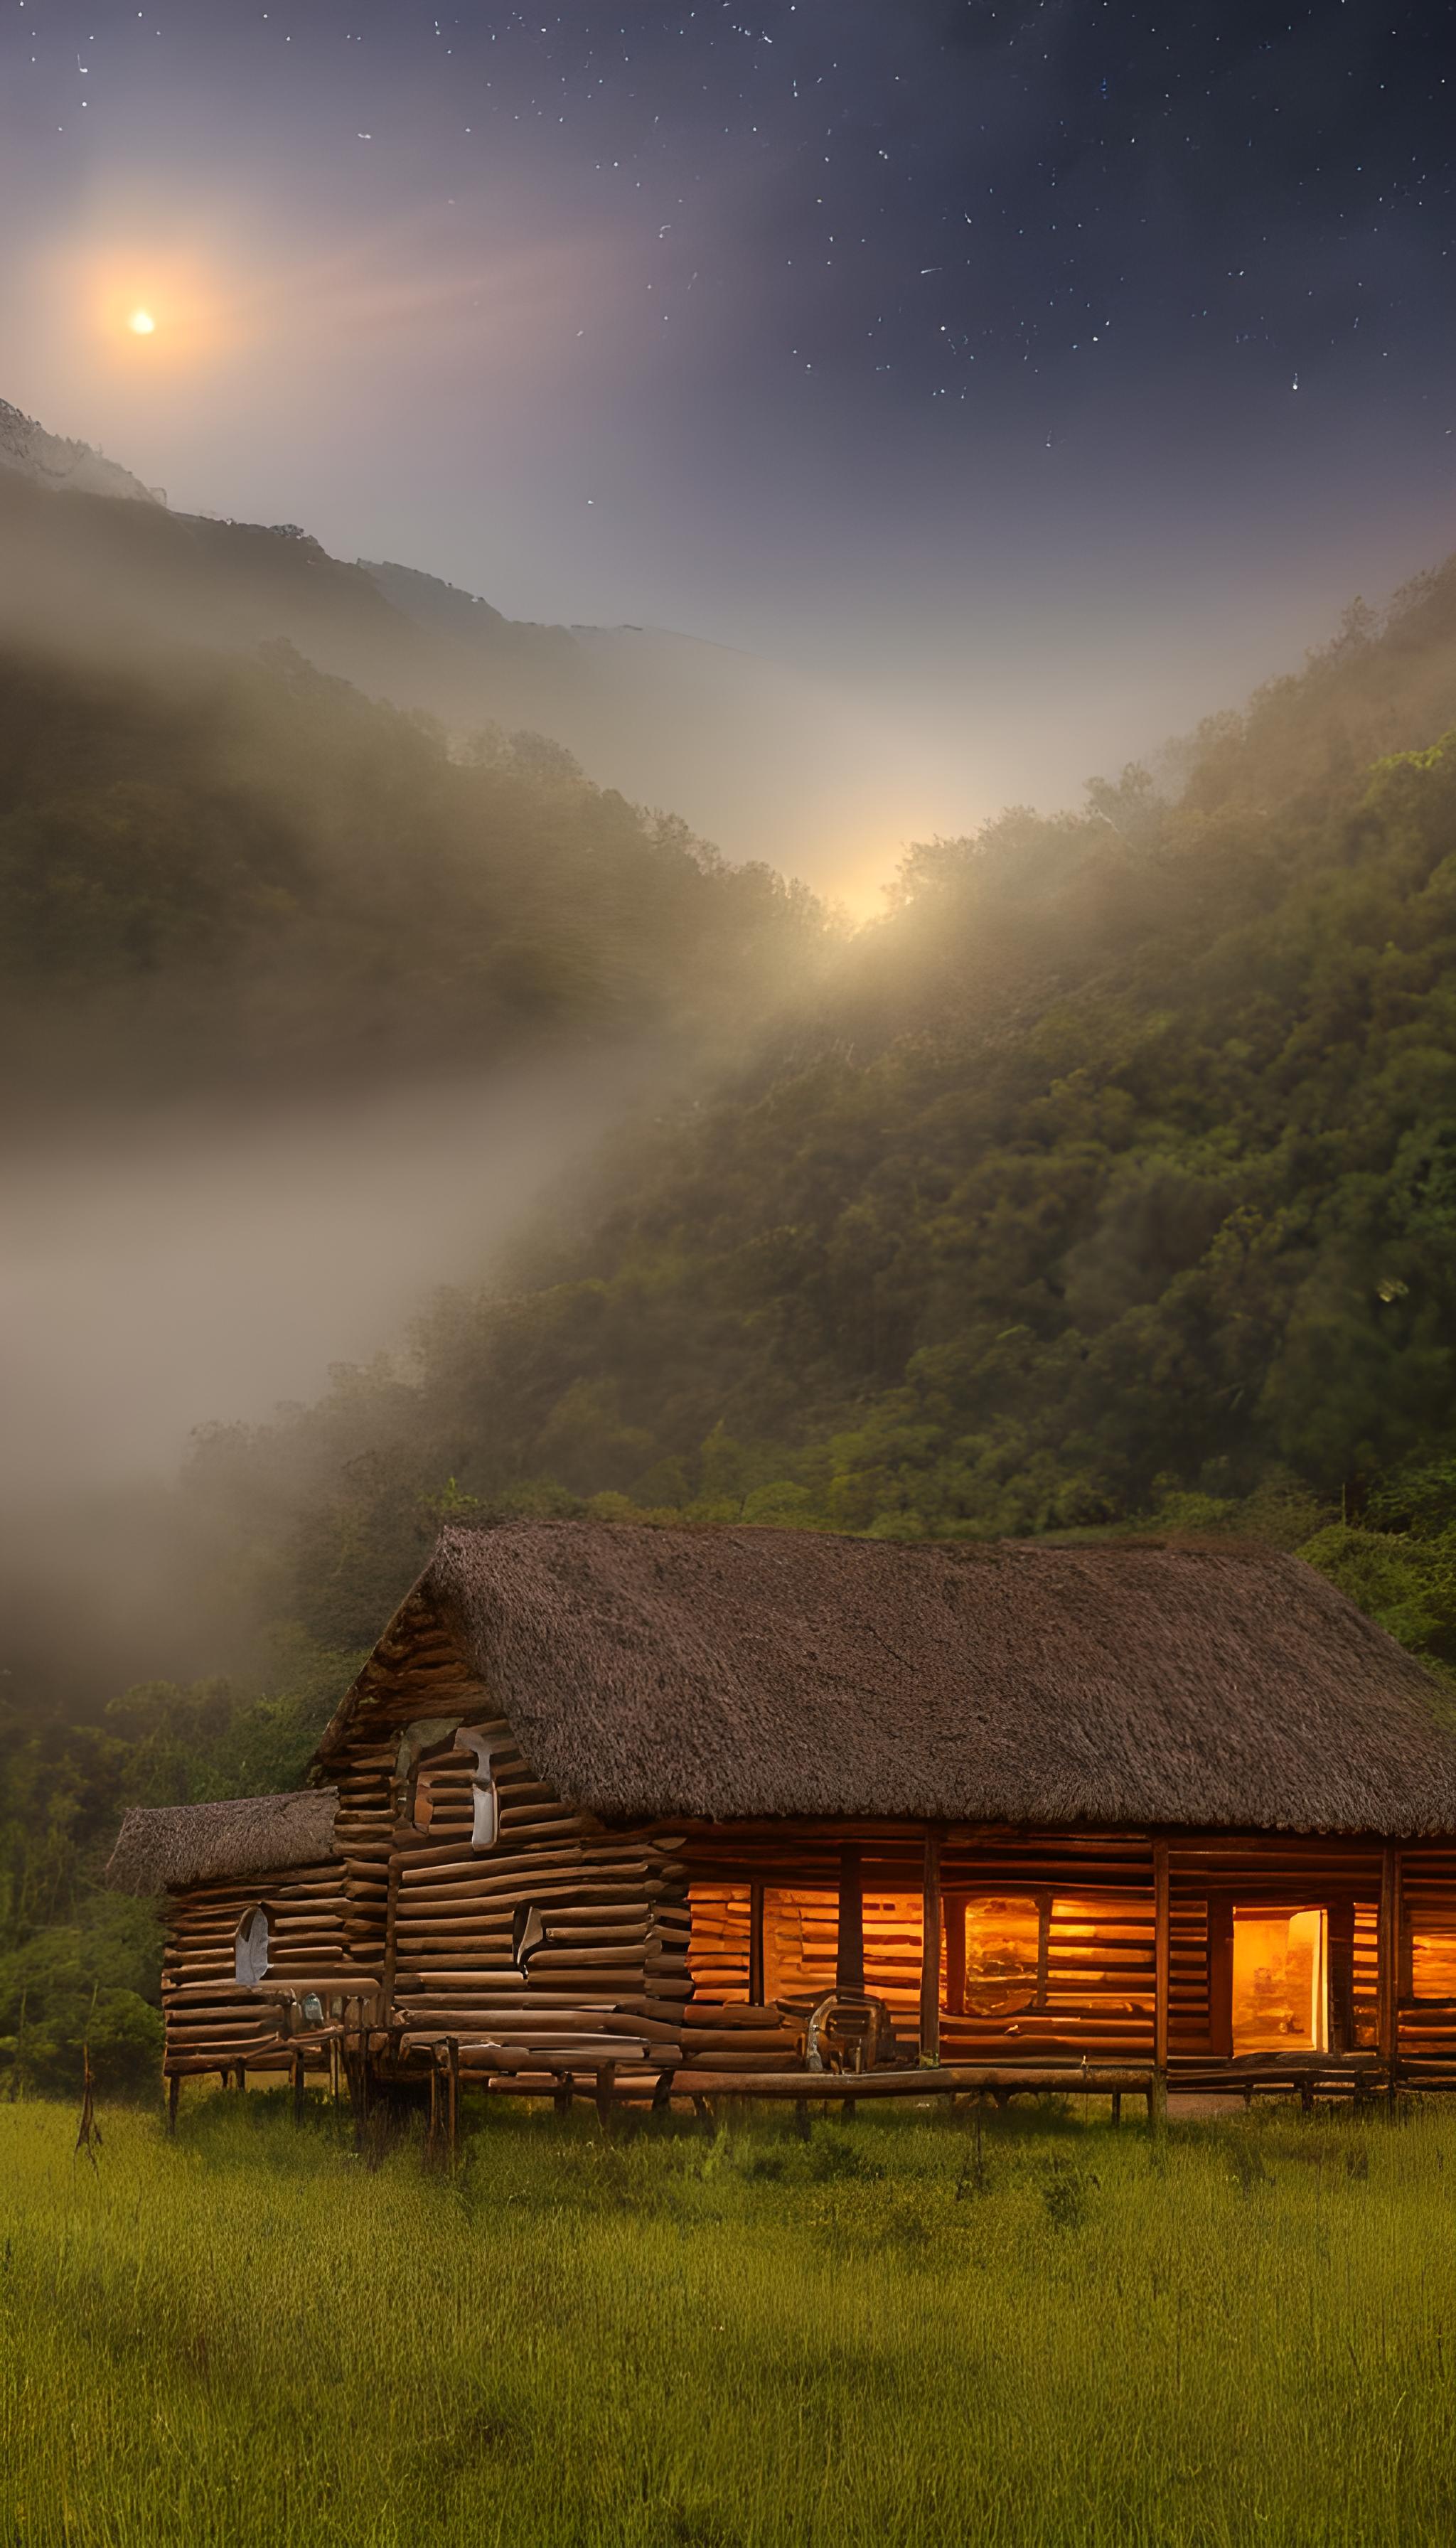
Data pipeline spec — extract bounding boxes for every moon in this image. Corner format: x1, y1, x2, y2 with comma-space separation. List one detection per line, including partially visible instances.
127, 308, 156, 336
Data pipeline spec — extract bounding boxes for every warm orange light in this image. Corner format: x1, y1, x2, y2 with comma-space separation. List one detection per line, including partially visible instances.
1412, 1930, 1456, 1998
77, 247, 239, 370
1232, 1907, 1328, 2053
964, 1897, 1041, 2014
764, 1886, 839, 2003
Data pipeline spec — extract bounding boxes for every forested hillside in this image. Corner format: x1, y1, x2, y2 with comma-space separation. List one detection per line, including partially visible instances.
173, 560, 1456, 1629
0, 631, 826, 1099
9, 556, 1456, 2092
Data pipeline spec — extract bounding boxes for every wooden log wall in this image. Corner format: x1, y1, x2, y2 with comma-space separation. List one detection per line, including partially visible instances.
1165, 1836, 1384, 2066
678, 1828, 1456, 2077
1396, 1846, 1456, 2083
161, 1858, 352, 2076
319, 1610, 802, 2084
1354, 1901, 1380, 2048
686, 1883, 752, 2002
679, 1825, 1160, 2064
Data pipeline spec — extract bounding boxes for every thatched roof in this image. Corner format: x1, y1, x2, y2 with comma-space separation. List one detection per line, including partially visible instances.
321, 1522, 1456, 1836
105, 1788, 340, 1894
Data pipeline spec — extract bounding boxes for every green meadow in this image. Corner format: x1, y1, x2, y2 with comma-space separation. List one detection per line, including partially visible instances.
4, 2089, 1456, 2548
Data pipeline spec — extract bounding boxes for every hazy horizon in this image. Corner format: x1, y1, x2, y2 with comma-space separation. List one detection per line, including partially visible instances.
3, 1, 1452, 905
6, 378, 1445, 915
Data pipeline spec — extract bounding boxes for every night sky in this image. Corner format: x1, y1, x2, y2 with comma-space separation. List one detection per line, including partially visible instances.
1, 0, 1454, 876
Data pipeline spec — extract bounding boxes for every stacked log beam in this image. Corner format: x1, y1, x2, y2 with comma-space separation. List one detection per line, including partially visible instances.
321, 1626, 696, 2078
672, 1830, 1448, 2081
677, 1831, 1161, 2067
1397, 1847, 1456, 2073
161, 1857, 355, 2076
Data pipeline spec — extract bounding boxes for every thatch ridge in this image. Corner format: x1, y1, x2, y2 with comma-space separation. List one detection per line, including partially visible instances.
106, 1788, 340, 1894
318, 1521, 1456, 1837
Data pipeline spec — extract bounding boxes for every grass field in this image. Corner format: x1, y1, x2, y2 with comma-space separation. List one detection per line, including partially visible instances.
4, 2087, 1456, 2547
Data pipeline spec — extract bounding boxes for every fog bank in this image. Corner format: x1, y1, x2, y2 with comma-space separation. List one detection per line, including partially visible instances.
3, 1060, 638, 1502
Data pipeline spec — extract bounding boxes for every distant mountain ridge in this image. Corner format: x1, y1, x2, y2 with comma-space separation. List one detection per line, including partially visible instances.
0, 398, 165, 506
0, 395, 880, 881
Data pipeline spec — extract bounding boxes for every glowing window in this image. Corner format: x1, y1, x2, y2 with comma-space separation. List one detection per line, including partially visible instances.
1231, 1907, 1328, 2054
964, 1897, 1041, 2016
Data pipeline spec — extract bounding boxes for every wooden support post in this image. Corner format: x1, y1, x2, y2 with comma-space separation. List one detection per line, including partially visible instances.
944, 1891, 966, 2018
651, 2068, 675, 2115
1207, 1895, 1234, 2060
235, 2064, 247, 2095
594, 2062, 616, 2132
291, 2050, 306, 2126
381, 1849, 402, 2025
354, 2002, 370, 2135
1398, 1882, 1415, 2004
427, 2057, 439, 2167
919, 1829, 942, 2066
446, 2038, 460, 2169
835, 1844, 864, 1996
552, 2069, 575, 2118
166, 2072, 180, 2136
1110, 2090, 1121, 2129
1328, 1897, 1355, 2057
749, 1877, 765, 2008
1379, 1842, 1399, 2108
1153, 1839, 1170, 2078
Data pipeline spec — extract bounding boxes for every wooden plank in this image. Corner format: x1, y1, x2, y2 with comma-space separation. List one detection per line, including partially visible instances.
1379, 1841, 1398, 2079
943, 1891, 966, 2018
1327, 1896, 1354, 2055
1153, 1838, 1170, 2072
1207, 1894, 1233, 2060
919, 1831, 941, 2065
749, 1878, 765, 2008
668, 2063, 1152, 2099
835, 1844, 864, 1996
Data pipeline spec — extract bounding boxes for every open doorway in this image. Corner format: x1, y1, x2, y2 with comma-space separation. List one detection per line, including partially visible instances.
1231, 1906, 1329, 2053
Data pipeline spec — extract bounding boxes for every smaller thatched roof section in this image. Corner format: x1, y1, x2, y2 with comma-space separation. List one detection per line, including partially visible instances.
319, 1522, 1456, 1835
105, 1788, 339, 1894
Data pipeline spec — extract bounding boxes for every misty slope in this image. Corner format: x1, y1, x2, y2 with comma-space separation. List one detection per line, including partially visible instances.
0, 628, 826, 1098
183, 557, 1456, 1651
0, 411, 873, 875
0, 397, 162, 506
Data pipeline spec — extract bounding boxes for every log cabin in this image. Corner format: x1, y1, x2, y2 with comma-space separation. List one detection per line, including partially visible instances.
107, 1521, 1456, 2116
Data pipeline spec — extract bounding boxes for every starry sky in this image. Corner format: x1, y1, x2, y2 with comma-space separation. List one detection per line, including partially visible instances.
1, 0, 1454, 878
